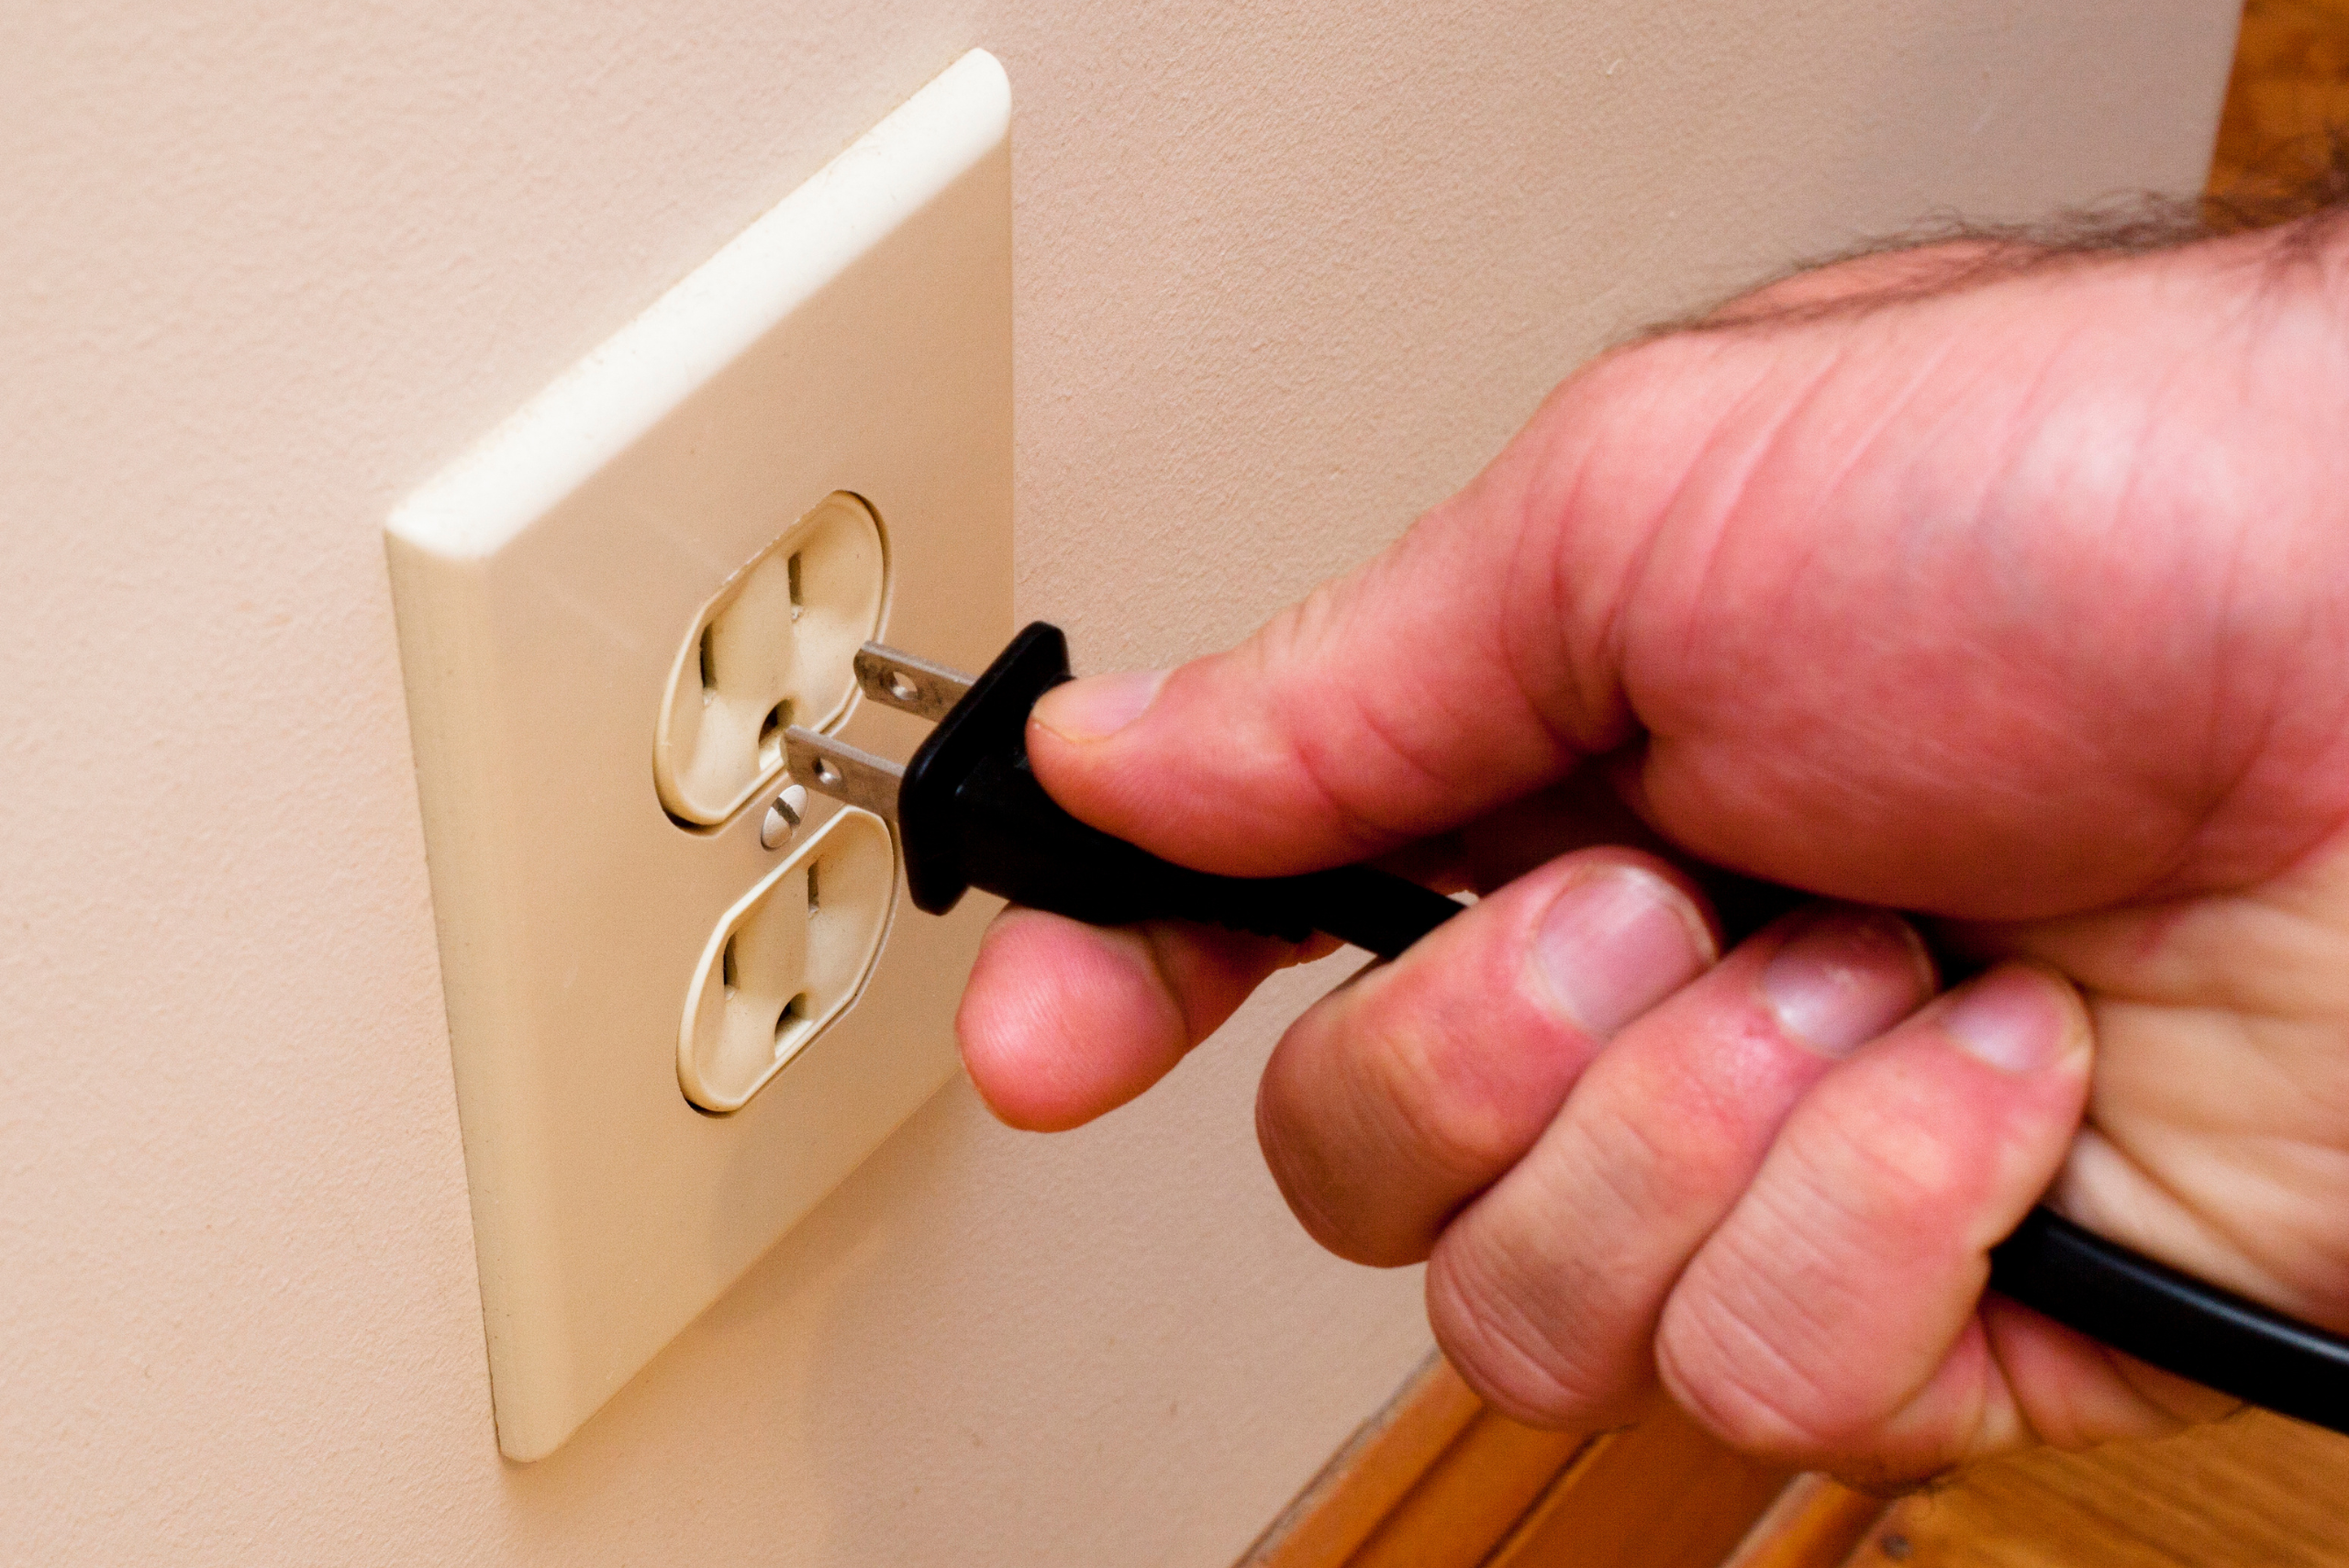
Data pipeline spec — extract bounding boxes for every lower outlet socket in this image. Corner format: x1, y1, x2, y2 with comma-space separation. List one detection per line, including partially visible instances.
679, 806, 896, 1114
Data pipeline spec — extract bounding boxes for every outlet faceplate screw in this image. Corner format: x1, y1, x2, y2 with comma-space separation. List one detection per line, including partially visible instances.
759, 784, 810, 851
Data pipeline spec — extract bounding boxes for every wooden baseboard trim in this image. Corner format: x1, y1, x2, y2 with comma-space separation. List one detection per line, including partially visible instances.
1344, 1391, 1593, 1568
1235, 1351, 1486, 1568
1717, 1474, 1890, 1568
1238, 1353, 1820, 1568
1484, 1402, 1791, 1568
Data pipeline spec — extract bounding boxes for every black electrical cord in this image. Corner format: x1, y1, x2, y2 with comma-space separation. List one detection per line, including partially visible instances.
815, 620, 2349, 1439
1989, 1208, 2349, 1432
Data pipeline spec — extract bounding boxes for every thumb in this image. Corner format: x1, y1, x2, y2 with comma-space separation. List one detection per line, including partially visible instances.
1026, 357, 1695, 877
1032, 229, 2343, 911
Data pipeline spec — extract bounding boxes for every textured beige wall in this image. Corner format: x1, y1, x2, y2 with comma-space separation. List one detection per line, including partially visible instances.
0, 4, 2235, 1563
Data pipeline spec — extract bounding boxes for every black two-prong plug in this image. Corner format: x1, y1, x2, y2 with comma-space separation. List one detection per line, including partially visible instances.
783, 621, 1464, 959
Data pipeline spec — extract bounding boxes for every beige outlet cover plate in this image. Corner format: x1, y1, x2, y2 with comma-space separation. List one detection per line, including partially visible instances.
384, 50, 1012, 1461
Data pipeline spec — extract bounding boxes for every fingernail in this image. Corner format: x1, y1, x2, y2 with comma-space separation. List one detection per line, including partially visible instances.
1533, 868, 1714, 1038
1760, 908, 1933, 1058
1030, 668, 1170, 741
1940, 966, 2075, 1074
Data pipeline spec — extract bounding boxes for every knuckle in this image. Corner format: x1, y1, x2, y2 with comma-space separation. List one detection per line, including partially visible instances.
1654, 1229, 1894, 1459
1654, 1295, 1846, 1460
1371, 1028, 1539, 1184
1252, 1074, 1384, 1262
1254, 1040, 1444, 1266
1248, 592, 1440, 857
1332, 960, 1586, 1189
1570, 1051, 1761, 1214
1798, 1072, 1989, 1239
1426, 1233, 1642, 1429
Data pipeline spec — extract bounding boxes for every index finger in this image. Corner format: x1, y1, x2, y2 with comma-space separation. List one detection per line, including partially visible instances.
955, 905, 1332, 1129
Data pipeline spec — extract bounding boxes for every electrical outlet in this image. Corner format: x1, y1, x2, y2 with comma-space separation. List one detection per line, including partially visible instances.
384, 50, 1011, 1461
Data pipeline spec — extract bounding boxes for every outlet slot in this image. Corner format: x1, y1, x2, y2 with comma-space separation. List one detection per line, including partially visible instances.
654, 492, 886, 828
678, 806, 896, 1114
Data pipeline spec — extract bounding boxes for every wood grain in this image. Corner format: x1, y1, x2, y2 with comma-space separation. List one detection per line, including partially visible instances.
1720, 1475, 1892, 1568
1344, 1404, 1594, 1568
1480, 1399, 1792, 1568
1843, 1414, 2349, 1568
1236, 1355, 1803, 1568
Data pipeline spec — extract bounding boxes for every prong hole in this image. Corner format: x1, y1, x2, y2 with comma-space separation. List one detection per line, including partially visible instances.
786, 553, 804, 622
813, 758, 841, 788
774, 992, 810, 1052
697, 625, 718, 702
758, 700, 793, 767
720, 937, 739, 993
885, 671, 920, 704
806, 862, 820, 913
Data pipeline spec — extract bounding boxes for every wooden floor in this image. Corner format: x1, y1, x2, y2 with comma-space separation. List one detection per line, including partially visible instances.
2211, 0, 2349, 195
1238, 1355, 2349, 1568
1237, 1357, 1804, 1568
1852, 1415, 2349, 1568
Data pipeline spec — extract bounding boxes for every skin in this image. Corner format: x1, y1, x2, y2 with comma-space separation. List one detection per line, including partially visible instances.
955, 210, 2349, 1486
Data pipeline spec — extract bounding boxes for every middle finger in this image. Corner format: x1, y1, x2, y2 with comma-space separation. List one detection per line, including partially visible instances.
1254, 849, 1719, 1265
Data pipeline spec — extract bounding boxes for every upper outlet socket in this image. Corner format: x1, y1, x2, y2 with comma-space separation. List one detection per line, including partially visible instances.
654, 491, 885, 827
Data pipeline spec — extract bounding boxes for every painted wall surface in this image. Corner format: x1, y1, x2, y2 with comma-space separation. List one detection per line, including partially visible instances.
0, 5, 2234, 1563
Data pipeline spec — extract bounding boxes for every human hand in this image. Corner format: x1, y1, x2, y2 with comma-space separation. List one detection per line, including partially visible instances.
958, 217, 2349, 1485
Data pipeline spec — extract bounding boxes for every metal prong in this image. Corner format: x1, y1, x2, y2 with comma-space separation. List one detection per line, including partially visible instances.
854, 642, 974, 722
785, 727, 905, 829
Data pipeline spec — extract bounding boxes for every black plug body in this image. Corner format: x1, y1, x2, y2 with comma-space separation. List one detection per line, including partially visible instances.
896, 622, 1463, 958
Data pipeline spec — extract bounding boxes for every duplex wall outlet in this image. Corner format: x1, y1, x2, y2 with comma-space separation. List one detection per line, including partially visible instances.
384, 50, 1012, 1461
